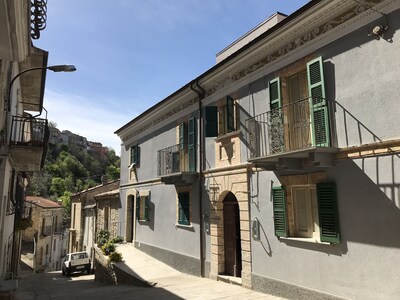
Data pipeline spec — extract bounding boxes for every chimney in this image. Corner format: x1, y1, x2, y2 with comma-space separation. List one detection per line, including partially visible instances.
101, 175, 108, 185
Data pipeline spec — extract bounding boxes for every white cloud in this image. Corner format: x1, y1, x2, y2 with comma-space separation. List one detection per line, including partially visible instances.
43, 89, 136, 155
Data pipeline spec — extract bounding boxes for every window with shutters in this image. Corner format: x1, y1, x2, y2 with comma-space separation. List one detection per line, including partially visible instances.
177, 117, 196, 172
205, 96, 239, 138
267, 56, 330, 154
136, 192, 150, 222
177, 191, 191, 226
272, 182, 340, 244
130, 145, 140, 167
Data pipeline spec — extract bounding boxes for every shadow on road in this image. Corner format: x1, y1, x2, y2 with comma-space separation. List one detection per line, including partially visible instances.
15, 270, 184, 300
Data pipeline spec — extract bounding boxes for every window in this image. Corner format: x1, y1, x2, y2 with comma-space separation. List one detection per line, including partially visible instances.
178, 117, 196, 172
136, 192, 150, 221
272, 182, 340, 243
104, 207, 110, 230
130, 145, 140, 166
54, 215, 58, 232
178, 192, 190, 225
72, 204, 76, 228
205, 96, 238, 137
268, 56, 330, 152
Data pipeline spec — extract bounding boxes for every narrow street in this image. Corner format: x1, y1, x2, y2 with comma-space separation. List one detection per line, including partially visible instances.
15, 270, 184, 300
15, 267, 284, 300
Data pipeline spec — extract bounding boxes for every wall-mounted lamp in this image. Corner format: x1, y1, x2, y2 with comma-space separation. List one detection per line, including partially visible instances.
252, 217, 260, 241
368, 24, 389, 40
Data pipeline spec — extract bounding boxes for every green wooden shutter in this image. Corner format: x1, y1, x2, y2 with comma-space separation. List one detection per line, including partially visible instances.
131, 145, 140, 164
272, 186, 287, 237
144, 196, 150, 221
130, 147, 134, 164
269, 77, 281, 110
188, 117, 196, 172
179, 123, 185, 151
136, 195, 141, 220
268, 77, 285, 154
307, 56, 330, 147
226, 96, 235, 133
317, 182, 340, 244
205, 106, 218, 137
178, 192, 190, 225
136, 146, 140, 165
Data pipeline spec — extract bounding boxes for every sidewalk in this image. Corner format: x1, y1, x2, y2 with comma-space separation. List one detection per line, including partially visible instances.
114, 243, 286, 300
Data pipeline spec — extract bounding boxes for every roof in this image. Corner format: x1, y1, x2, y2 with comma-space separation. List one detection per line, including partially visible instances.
114, 0, 320, 135
94, 189, 120, 199
26, 196, 63, 209
72, 179, 120, 197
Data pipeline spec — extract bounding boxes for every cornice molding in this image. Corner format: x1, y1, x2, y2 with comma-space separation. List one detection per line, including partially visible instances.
121, 0, 394, 143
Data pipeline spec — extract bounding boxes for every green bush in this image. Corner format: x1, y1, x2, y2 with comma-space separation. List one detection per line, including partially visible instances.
101, 241, 115, 256
97, 229, 110, 247
108, 251, 123, 264
111, 236, 124, 244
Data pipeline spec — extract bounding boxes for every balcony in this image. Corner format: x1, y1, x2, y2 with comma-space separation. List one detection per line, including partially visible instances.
157, 144, 197, 185
9, 116, 49, 172
246, 97, 337, 171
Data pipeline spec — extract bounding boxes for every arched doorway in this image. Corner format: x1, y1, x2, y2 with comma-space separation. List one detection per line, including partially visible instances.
223, 192, 242, 277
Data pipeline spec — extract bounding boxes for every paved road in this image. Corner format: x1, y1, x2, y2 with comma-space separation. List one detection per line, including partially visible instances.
15, 269, 285, 300
15, 244, 285, 300
16, 270, 185, 300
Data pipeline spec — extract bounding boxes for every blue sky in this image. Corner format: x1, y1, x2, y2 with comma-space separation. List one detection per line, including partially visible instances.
34, 0, 309, 153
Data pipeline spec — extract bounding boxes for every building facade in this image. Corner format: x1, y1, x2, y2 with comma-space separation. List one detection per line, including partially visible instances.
0, 0, 50, 290
115, 1, 400, 299
23, 196, 66, 272
69, 179, 120, 263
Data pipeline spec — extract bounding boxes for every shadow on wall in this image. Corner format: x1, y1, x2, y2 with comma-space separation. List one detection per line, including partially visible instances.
331, 155, 400, 248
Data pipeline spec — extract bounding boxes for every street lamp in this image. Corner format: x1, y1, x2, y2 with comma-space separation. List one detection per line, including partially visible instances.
7, 64, 77, 111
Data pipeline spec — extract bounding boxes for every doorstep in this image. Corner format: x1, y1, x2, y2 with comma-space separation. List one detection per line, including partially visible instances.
217, 275, 242, 286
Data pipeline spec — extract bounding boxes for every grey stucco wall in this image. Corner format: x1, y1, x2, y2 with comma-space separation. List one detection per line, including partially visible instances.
246, 10, 400, 300
250, 155, 400, 300
118, 111, 202, 267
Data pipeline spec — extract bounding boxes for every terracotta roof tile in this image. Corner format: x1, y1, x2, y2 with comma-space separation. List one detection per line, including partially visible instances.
26, 196, 63, 209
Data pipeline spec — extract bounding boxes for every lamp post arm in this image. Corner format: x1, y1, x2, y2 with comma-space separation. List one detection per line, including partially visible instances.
7, 66, 48, 112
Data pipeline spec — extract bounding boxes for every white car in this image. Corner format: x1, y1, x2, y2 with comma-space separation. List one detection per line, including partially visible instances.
62, 252, 91, 276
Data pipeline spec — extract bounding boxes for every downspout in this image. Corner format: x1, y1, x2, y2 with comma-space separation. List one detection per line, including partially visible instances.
190, 81, 206, 278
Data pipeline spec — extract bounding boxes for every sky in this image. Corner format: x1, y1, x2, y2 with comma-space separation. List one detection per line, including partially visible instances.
34, 0, 309, 154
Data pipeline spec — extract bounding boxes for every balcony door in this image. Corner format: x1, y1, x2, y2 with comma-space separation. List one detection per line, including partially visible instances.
287, 71, 312, 150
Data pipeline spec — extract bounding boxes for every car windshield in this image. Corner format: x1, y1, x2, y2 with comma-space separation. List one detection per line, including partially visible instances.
71, 252, 88, 260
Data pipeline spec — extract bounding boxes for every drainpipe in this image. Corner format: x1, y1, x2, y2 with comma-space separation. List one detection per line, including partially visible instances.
190, 81, 206, 278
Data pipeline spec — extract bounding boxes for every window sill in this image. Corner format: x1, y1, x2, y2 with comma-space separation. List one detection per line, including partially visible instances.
175, 223, 193, 229
279, 236, 331, 245
214, 130, 241, 143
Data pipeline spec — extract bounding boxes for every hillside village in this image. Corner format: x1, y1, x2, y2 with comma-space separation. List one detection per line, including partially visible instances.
1, 1, 400, 300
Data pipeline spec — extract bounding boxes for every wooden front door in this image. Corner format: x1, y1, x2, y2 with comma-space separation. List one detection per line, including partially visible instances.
223, 193, 241, 277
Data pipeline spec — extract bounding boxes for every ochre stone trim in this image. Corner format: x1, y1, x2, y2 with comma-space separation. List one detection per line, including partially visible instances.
207, 169, 252, 288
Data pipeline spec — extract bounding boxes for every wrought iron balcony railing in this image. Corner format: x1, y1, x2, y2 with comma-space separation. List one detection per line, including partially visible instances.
9, 116, 49, 147
246, 97, 331, 159
158, 144, 184, 176
157, 144, 196, 176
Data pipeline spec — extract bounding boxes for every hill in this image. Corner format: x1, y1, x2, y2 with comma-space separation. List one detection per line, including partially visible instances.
27, 123, 120, 217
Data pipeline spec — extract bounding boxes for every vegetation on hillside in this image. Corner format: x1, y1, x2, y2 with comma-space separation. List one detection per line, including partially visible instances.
27, 125, 120, 219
